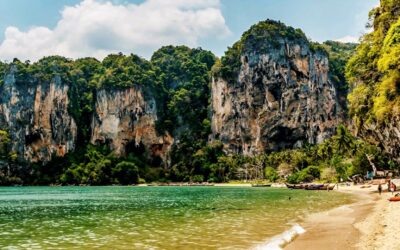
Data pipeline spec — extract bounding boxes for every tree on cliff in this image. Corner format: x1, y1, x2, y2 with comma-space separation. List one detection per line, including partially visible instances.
151, 46, 217, 181
0, 130, 21, 185
0, 130, 10, 161
347, 0, 400, 125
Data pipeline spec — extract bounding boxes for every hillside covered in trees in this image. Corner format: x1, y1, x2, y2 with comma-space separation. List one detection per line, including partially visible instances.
347, 0, 400, 160
0, 0, 399, 185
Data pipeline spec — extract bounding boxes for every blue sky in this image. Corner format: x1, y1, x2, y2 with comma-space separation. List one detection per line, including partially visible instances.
0, 0, 379, 61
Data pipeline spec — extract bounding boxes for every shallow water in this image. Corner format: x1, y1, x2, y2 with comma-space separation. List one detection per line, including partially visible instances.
0, 186, 354, 249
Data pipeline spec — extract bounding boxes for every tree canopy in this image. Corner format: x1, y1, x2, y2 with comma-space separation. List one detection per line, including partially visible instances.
347, 0, 400, 125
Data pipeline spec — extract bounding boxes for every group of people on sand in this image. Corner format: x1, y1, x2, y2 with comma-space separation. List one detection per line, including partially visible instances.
378, 180, 397, 195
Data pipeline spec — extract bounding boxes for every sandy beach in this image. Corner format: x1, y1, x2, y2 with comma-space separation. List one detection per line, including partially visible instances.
285, 184, 400, 250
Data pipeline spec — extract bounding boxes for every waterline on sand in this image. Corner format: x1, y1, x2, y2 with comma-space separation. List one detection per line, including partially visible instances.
0, 186, 353, 249
254, 224, 306, 250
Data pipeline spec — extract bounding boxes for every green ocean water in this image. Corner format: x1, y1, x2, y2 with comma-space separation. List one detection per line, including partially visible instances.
0, 186, 354, 249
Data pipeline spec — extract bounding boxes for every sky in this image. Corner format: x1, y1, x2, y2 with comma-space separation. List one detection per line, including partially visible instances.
0, 0, 379, 61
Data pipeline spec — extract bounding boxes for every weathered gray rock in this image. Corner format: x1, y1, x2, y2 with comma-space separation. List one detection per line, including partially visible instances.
0, 66, 77, 163
91, 86, 173, 163
0, 66, 173, 165
355, 117, 400, 162
212, 33, 342, 155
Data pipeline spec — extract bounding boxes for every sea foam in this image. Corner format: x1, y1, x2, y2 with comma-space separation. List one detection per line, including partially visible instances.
253, 224, 306, 250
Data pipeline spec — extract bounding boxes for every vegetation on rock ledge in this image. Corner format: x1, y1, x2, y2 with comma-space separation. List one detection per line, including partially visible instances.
0, 10, 399, 185
347, 0, 400, 125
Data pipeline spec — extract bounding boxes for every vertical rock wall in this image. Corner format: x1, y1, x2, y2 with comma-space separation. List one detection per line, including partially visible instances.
0, 68, 172, 165
0, 67, 77, 163
91, 87, 173, 163
212, 38, 341, 155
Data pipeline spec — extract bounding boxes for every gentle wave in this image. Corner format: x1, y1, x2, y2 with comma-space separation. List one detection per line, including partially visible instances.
253, 224, 306, 250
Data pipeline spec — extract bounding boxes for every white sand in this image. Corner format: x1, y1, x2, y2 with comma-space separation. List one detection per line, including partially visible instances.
355, 186, 400, 250
285, 184, 400, 250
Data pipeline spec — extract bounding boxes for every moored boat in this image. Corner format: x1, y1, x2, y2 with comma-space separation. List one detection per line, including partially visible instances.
305, 184, 324, 190
285, 183, 304, 189
252, 184, 272, 187
286, 183, 336, 190
389, 196, 400, 202
285, 183, 296, 189
189, 183, 215, 187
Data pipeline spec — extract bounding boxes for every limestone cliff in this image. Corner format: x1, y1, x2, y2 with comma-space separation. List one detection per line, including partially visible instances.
0, 66, 77, 163
212, 21, 342, 155
0, 25, 348, 168
91, 86, 173, 163
0, 65, 172, 165
354, 118, 400, 162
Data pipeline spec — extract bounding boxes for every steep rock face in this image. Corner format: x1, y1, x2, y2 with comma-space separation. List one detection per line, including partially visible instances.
91, 86, 173, 163
356, 118, 400, 162
0, 67, 77, 163
212, 28, 341, 155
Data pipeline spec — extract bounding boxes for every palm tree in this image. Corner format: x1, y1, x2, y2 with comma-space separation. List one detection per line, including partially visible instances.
333, 125, 355, 155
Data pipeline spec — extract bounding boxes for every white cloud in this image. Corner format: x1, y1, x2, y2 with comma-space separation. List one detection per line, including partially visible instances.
334, 35, 359, 43
0, 0, 231, 61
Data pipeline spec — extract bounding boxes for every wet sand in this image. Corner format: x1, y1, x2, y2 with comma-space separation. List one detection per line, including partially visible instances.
285, 185, 382, 250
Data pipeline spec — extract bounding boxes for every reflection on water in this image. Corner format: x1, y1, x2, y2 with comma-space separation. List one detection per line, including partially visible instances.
0, 186, 353, 249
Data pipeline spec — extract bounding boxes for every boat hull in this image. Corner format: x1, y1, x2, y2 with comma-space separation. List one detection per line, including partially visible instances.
389, 197, 400, 202
286, 183, 336, 190
251, 184, 272, 187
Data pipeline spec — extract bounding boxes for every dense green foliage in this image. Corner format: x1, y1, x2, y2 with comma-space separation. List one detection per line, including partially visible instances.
100, 54, 156, 89
0, 62, 6, 86
287, 166, 321, 184
151, 46, 215, 135
240, 20, 306, 53
322, 41, 357, 92
0, 130, 10, 161
58, 146, 142, 185
284, 125, 393, 183
0, 46, 221, 185
347, 0, 400, 124
158, 125, 392, 184
0, 130, 20, 185
1, 12, 397, 185
197, 125, 392, 184
264, 167, 279, 182
68, 57, 102, 143
151, 46, 218, 182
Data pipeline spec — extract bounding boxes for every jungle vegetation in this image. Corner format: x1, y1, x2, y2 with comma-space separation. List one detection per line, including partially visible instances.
347, 0, 400, 125
0, 5, 399, 185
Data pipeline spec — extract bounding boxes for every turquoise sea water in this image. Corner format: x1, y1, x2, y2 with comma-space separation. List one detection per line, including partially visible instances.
0, 186, 354, 249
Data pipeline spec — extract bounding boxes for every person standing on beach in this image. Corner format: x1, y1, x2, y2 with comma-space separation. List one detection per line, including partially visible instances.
390, 181, 396, 195
378, 184, 382, 195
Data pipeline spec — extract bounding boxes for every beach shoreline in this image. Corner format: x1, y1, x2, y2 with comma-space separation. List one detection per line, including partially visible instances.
284, 184, 396, 250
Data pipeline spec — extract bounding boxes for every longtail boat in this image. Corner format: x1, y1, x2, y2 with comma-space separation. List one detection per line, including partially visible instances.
285, 183, 304, 189
251, 184, 272, 187
305, 184, 324, 190
286, 183, 336, 190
